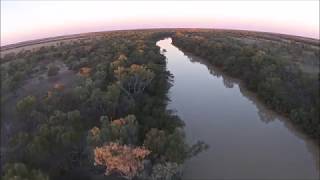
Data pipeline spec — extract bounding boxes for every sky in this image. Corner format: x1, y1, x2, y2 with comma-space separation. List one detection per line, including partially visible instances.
1, 1, 319, 45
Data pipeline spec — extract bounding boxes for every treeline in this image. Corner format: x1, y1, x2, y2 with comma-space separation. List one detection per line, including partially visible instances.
172, 31, 319, 141
1, 31, 205, 180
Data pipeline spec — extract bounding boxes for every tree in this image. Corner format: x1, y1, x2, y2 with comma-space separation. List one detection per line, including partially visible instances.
25, 110, 83, 169
150, 162, 182, 180
87, 116, 110, 147
16, 95, 36, 116
94, 142, 150, 179
111, 54, 128, 68
9, 71, 24, 92
144, 128, 208, 164
111, 114, 139, 145
143, 128, 187, 163
2, 163, 49, 180
115, 64, 155, 96
105, 84, 122, 118
47, 64, 60, 76
143, 128, 167, 159
87, 114, 139, 146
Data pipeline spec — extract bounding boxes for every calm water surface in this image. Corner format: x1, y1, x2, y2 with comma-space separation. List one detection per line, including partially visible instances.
157, 38, 319, 180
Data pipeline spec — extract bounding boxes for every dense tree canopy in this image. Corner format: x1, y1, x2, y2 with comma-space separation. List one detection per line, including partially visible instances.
1, 30, 204, 180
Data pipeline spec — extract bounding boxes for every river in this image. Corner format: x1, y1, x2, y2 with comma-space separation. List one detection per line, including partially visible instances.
157, 38, 319, 180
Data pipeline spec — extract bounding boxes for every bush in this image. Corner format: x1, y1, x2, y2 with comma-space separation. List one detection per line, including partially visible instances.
2, 163, 49, 180
47, 64, 60, 76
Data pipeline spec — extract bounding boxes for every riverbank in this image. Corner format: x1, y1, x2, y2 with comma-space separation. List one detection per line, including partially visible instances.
157, 38, 319, 179
171, 31, 319, 142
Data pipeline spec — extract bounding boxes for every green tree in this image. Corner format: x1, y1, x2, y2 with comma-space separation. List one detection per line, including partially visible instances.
144, 128, 208, 164
143, 128, 167, 158
87, 114, 139, 146
16, 95, 36, 116
150, 162, 182, 180
115, 64, 155, 96
143, 128, 187, 163
47, 64, 60, 76
25, 110, 83, 169
2, 163, 49, 180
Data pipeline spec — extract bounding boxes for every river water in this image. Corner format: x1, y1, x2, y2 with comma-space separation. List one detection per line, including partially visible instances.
157, 38, 319, 180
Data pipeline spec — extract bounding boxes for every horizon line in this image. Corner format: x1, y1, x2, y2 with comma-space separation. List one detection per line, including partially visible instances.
1, 27, 319, 49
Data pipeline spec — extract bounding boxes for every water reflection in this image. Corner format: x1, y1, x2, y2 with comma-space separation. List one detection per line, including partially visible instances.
187, 54, 277, 124
158, 38, 319, 179
185, 52, 319, 172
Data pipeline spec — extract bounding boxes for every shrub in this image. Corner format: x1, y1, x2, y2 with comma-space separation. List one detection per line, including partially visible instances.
47, 64, 60, 76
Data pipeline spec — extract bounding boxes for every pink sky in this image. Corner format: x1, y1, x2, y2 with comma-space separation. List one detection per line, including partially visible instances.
1, 1, 319, 46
